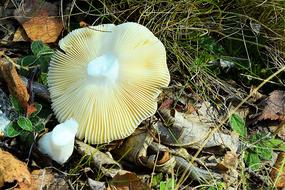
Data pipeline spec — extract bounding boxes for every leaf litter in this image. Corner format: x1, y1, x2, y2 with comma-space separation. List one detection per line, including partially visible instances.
0, 149, 31, 189
1, 0, 285, 189
14, 0, 63, 43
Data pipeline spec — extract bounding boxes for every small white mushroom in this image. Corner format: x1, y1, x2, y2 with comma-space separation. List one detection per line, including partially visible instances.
37, 118, 78, 164
48, 22, 170, 144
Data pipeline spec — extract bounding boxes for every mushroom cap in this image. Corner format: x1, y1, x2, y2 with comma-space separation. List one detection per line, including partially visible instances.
48, 22, 170, 144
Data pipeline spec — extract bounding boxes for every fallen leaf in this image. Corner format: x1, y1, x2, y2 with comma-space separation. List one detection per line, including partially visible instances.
22, 12, 63, 43
159, 98, 174, 110
139, 142, 176, 174
270, 152, 285, 188
156, 109, 239, 152
109, 172, 150, 190
185, 103, 196, 114
13, 27, 30, 42
258, 90, 285, 121
249, 86, 264, 102
76, 140, 122, 178
26, 103, 37, 117
156, 151, 170, 165
217, 151, 238, 172
269, 122, 285, 141
112, 128, 154, 167
175, 156, 222, 181
0, 60, 29, 112
0, 150, 31, 188
88, 178, 106, 190
79, 21, 89, 28
113, 129, 176, 174
16, 168, 69, 190
14, 0, 63, 43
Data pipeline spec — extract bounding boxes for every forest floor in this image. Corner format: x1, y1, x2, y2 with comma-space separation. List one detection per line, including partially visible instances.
0, 0, 285, 190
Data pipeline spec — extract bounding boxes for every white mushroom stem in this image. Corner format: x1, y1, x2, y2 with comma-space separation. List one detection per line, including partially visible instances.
37, 119, 78, 164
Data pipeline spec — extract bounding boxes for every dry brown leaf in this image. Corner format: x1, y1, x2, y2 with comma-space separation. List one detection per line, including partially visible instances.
249, 86, 264, 102
0, 60, 29, 111
22, 12, 63, 43
156, 151, 170, 165
32, 169, 68, 190
259, 90, 285, 121
270, 152, 285, 188
159, 98, 174, 110
0, 150, 31, 188
277, 123, 285, 140
15, 168, 69, 190
109, 172, 150, 190
217, 151, 238, 172
156, 109, 239, 152
269, 122, 285, 140
79, 21, 89, 28
14, 0, 63, 43
185, 103, 196, 114
13, 27, 30, 42
26, 103, 37, 117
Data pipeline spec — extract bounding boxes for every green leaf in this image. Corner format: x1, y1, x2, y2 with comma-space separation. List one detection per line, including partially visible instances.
5, 122, 22, 137
230, 113, 247, 137
30, 116, 45, 132
31, 41, 53, 73
245, 151, 261, 170
38, 56, 50, 73
31, 41, 53, 57
17, 116, 33, 132
34, 123, 45, 132
263, 138, 285, 151
255, 145, 272, 160
208, 182, 225, 190
10, 96, 24, 114
199, 35, 224, 54
38, 72, 48, 85
19, 55, 37, 66
160, 178, 175, 190
249, 133, 258, 143
151, 173, 163, 187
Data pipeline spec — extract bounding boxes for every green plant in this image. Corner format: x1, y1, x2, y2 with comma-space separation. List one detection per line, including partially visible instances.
230, 113, 285, 171
159, 177, 175, 190
4, 96, 45, 143
207, 182, 226, 190
150, 173, 176, 190
244, 133, 285, 171
230, 113, 247, 138
18, 40, 53, 85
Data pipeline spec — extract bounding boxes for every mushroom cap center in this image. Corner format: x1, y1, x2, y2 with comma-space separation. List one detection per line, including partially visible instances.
87, 53, 119, 82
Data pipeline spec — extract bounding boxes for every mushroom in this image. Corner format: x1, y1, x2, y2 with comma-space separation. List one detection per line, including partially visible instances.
37, 118, 78, 164
48, 22, 170, 144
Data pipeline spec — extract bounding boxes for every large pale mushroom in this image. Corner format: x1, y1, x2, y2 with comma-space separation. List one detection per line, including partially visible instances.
48, 22, 170, 144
